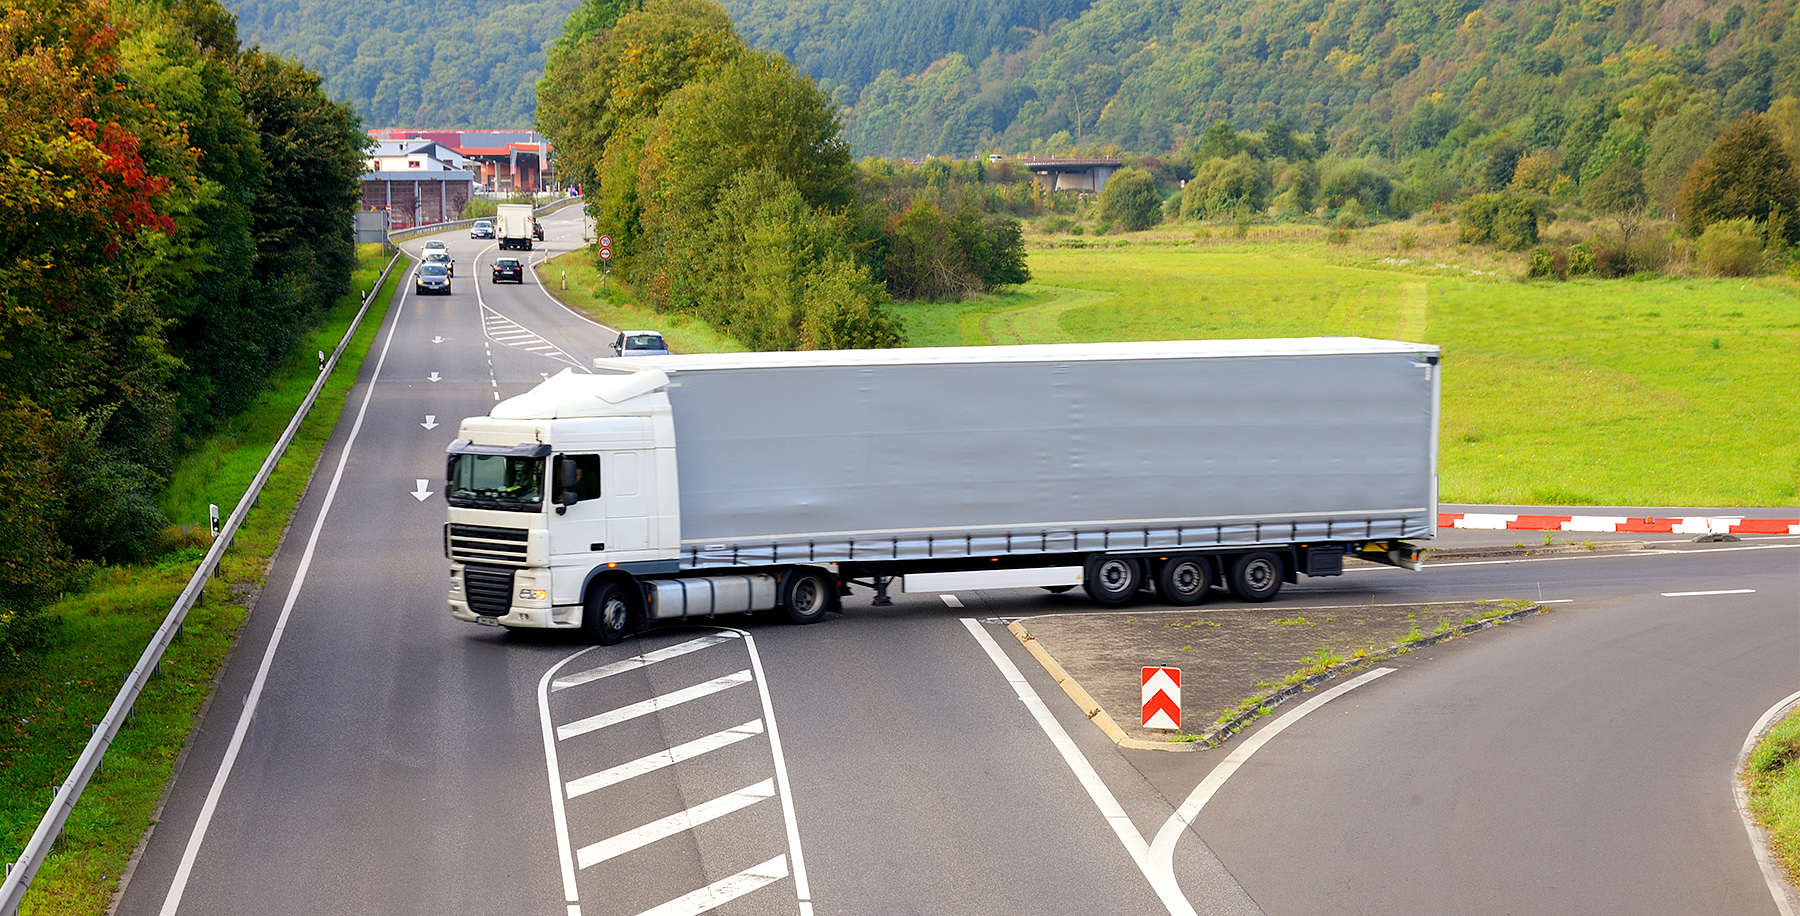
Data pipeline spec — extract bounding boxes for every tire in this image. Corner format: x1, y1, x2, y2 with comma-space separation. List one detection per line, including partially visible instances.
1155, 555, 1213, 606
1082, 555, 1143, 605
1227, 551, 1284, 603
782, 567, 837, 625
583, 581, 635, 645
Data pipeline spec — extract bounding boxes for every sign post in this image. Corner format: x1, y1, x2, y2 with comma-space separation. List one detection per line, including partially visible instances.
598, 234, 612, 280
1142, 666, 1181, 730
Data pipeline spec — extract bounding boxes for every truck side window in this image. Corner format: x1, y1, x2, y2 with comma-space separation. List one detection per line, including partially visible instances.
556, 454, 601, 501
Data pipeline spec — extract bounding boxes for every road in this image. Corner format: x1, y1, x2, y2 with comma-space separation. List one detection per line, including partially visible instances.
109, 212, 1800, 916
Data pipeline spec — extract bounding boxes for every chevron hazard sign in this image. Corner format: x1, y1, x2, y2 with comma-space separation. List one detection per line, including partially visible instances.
1142, 666, 1181, 729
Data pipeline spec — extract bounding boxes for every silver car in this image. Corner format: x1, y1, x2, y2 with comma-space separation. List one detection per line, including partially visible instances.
612, 330, 669, 356
416, 262, 452, 295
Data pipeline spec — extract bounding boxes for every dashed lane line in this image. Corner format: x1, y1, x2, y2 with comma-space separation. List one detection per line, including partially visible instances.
1662, 588, 1756, 597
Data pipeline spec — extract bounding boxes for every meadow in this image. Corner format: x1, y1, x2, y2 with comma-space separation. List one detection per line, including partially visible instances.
903, 230, 1800, 508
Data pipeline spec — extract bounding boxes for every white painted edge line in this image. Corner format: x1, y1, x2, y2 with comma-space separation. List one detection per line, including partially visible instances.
735, 626, 815, 910
1736, 689, 1800, 916
1538, 599, 1575, 604
156, 282, 415, 916
539, 646, 603, 913
1146, 668, 1395, 900
1662, 589, 1757, 597
960, 618, 1179, 914
634, 854, 789, 916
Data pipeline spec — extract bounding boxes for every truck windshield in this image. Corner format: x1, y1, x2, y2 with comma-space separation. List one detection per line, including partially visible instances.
447, 454, 544, 511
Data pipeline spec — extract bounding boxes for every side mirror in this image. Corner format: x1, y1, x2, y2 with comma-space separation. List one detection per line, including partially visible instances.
556, 457, 579, 514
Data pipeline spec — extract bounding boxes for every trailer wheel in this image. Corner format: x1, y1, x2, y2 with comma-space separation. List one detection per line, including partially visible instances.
782, 567, 837, 625
1227, 552, 1283, 603
1155, 555, 1213, 606
1083, 555, 1143, 605
583, 582, 635, 645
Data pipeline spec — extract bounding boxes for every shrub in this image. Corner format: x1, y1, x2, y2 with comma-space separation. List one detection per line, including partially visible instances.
1696, 218, 1766, 276
1459, 192, 1550, 250
1098, 166, 1162, 231
1679, 114, 1800, 244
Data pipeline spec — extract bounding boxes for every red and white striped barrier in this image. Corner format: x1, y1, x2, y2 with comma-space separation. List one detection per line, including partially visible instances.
1438, 513, 1800, 535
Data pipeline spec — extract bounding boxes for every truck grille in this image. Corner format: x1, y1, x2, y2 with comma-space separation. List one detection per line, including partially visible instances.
448, 524, 529, 565
462, 565, 516, 617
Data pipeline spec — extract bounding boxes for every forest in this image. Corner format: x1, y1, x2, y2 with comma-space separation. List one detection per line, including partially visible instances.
0, 0, 370, 665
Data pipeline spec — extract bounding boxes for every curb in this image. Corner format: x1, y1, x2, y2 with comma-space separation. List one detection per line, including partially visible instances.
1439, 513, 1800, 535
1008, 602, 1548, 753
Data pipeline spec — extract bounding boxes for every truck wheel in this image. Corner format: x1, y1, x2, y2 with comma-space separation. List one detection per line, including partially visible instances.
1083, 555, 1142, 605
782, 567, 837, 625
583, 582, 635, 645
1227, 552, 1283, 603
1155, 555, 1213, 606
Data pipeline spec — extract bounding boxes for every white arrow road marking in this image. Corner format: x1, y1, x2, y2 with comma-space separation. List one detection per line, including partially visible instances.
565, 720, 765, 800
411, 479, 432, 502
421, 415, 438, 430
557, 671, 753, 741
576, 780, 775, 869
635, 854, 789, 916
427, 372, 442, 382
432, 336, 444, 343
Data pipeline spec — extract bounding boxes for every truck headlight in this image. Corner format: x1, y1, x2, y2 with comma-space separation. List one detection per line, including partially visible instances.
519, 588, 548, 601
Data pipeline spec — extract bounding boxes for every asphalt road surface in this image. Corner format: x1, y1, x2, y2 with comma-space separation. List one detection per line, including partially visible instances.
108, 218, 1800, 916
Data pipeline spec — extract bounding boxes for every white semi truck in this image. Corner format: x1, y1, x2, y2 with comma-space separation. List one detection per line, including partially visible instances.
494, 203, 535, 250
444, 339, 1439, 643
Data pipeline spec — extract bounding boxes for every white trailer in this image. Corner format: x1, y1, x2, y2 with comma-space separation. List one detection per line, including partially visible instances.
494, 203, 534, 250
444, 339, 1439, 643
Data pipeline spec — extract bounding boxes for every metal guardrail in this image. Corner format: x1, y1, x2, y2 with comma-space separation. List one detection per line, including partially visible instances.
0, 250, 406, 916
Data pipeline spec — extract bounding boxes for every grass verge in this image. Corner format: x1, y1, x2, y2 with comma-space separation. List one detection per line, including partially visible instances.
0, 246, 402, 915
1746, 708, 1800, 890
537, 249, 746, 355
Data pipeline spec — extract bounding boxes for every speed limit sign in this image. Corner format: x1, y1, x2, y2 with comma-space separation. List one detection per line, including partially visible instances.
598, 235, 612, 247
599, 246, 612, 260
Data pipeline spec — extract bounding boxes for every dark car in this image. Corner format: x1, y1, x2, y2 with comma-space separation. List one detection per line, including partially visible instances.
533, 221, 545, 241
470, 219, 495, 239
492, 257, 524, 283
612, 330, 669, 357
416, 262, 452, 295
423, 249, 454, 276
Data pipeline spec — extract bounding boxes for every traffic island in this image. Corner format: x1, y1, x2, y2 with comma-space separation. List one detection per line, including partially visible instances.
1010, 599, 1547, 752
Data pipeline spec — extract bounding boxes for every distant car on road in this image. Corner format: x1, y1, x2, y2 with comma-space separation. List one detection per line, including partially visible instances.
423, 249, 454, 276
492, 257, 524, 283
416, 262, 452, 295
470, 219, 495, 239
423, 239, 448, 253
533, 221, 545, 241
612, 330, 669, 357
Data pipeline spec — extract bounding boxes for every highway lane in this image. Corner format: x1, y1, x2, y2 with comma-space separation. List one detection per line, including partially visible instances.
107, 218, 1798, 916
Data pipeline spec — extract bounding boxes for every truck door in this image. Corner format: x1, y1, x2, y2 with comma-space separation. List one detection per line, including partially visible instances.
549, 453, 605, 558
603, 450, 651, 551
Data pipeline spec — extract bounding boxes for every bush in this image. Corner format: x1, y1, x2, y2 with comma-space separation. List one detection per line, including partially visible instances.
1696, 218, 1766, 276
1460, 192, 1550, 250
1098, 166, 1162, 231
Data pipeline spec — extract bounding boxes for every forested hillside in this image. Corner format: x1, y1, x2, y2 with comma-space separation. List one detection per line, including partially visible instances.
831, 0, 1800, 159
224, 0, 580, 127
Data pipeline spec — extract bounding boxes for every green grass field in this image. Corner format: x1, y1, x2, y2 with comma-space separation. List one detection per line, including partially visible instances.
901, 239, 1800, 507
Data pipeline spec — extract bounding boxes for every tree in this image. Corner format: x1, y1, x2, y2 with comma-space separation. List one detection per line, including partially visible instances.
1677, 113, 1800, 244
1098, 167, 1161, 231
1582, 159, 1648, 240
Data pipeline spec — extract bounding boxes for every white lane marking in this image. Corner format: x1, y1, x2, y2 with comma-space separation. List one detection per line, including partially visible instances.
964, 617, 1391, 916
1145, 668, 1395, 901
557, 671, 753, 741
1662, 588, 1756, 597
940, 594, 963, 607
554, 633, 742, 691
1538, 599, 1574, 604
959, 619, 1158, 895
540, 647, 602, 911
157, 278, 415, 916
1737, 689, 1800, 916
634, 854, 788, 916
1410, 542, 1800, 570
566, 720, 765, 800
738, 627, 815, 910
575, 779, 775, 869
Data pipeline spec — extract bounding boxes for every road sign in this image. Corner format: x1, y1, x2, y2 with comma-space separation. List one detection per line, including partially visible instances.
599, 246, 612, 260
1142, 667, 1181, 729
599, 235, 612, 247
